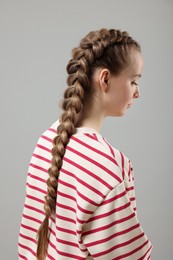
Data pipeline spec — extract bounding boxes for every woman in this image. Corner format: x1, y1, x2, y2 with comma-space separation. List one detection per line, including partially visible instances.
18, 28, 153, 259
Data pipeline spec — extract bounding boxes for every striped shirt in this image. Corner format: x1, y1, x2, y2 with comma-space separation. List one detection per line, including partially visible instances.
18, 120, 153, 259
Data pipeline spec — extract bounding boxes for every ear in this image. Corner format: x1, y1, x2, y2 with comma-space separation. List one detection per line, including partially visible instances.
99, 69, 111, 92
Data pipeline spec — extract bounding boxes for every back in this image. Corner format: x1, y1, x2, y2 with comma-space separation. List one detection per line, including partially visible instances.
18, 120, 152, 259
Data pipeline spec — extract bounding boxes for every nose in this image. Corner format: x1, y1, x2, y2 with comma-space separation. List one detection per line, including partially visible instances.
134, 85, 140, 99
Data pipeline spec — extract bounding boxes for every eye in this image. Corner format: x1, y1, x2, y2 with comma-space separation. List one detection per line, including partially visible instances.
131, 81, 138, 86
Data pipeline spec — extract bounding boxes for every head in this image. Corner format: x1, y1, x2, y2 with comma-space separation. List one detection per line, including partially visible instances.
66, 29, 142, 119
37, 28, 142, 259
95, 49, 143, 117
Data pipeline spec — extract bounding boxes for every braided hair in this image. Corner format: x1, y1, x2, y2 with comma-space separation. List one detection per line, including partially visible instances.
36, 28, 141, 259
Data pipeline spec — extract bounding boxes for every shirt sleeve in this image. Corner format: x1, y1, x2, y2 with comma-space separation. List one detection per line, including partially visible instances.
81, 181, 152, 260
18, 130, 54, 260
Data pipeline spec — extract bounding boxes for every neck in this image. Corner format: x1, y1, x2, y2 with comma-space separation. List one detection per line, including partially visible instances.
77, 117, 104, 133
76, 103, 105, 133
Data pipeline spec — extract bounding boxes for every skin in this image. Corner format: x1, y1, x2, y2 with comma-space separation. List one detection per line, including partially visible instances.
80, 51, 144, 132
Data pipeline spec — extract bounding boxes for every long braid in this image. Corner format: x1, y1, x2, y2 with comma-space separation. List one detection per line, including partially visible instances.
36, 28, 140, 259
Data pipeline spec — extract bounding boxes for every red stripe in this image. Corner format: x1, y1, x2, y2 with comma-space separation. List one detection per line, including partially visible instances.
84, 133, 98, 141
66, 146, 121, 184
26, 194, 44, 204
24, 204, 44, 215
56, 194, 93, 220
64, 157, 113, 189
56, 249, 85, 260
56, 202, 76, 213
21, 223, 37, 233
28, 172, 46, 184
49, 225, 86, 259
71, 136, 118, 165
47, 238, 56, 251
19, 233, 36, 244
47, 239, 69, 260
49, 215, 55, 224
126, 186, 134, 192
41, 135, 52, 143
101, 190, 126, 205
120, 152, 125, 180
58, 190, 94, 214
67, 156, 119, 190
77, 189, 99, 207
49, 127, 57, 134
27, 183, 47, 194
29, 163, 48, 173
47, 252, 56, 260
37, 143, 51, 153
18, 242, 36, 256
60, 168, 105, 198
33, 153, 51, 163
85, 223, 140, 247
93, 133, 98, 141
76, 217, 86, 225
18, 253, 27, 260
112, 239, 150, 260
82, 213, 135, 236
56, 214, 76, 224
102, 137, 115, 157
58, 179, 76, 191
58, 179, 99, 207
77, 203, 93, 214
56, 226, 76, 236
57, 190, 76, 202
128, 161, 131, 181
93, 232, 145, 258
56, 238, 79, 248
138, 245, 153, 260
88, 201, 131, 223
56, 238, 87, 252
22, 213, 42, 224
49, 226, 56, 237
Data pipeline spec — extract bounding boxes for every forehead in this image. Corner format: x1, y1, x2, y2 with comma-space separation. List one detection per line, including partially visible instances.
129, 51, 143, 74
119, 51, 143, 77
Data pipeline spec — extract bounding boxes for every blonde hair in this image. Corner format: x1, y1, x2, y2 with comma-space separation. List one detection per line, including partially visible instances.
36, 28, 141, 259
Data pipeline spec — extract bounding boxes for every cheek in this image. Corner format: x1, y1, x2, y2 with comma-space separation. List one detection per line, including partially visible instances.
124, 85, 133, 101
107, 83, 132, 114
118, 87, 132, 105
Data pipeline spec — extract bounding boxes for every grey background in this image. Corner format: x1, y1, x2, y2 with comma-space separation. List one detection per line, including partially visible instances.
0, 0, 172, 259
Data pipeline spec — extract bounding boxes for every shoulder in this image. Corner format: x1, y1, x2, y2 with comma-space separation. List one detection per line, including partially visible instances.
97, 134, 131, 169
97, 136, 134, 183
69, 130, 132, 173
36, 120, 59, 148
30, 120, 59, 164
69, 131, 119, 168
67, 132, 125, 187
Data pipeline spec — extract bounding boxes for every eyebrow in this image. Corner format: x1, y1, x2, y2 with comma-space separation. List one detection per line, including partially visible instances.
134, 74, 142, 78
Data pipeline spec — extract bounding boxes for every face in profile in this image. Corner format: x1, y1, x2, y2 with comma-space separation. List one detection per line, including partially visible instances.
105, 51, 144, 117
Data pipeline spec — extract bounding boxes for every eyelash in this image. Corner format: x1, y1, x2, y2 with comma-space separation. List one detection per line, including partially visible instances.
131, 81, 138, 86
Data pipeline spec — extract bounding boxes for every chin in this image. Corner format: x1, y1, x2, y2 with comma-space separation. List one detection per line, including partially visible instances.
117, 112, 126, 117
109, 111, 126, 117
